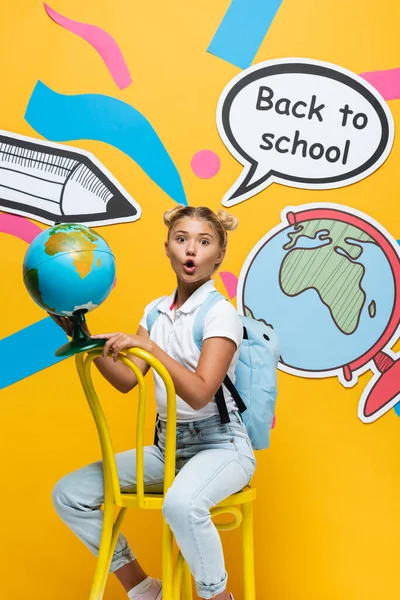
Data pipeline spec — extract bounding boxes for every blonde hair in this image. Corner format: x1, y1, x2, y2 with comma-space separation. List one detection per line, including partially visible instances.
163, 206, 238, 249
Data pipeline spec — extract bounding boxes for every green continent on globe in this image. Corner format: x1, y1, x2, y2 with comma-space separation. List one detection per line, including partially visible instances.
45, 224, 99, 279
24, 267, 55, 313
280, 220, 376, 335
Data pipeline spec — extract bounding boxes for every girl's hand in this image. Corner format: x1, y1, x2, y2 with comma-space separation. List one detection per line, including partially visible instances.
48, 313, 74, 336
48, 313, 90, 337
91, 332, 151, 362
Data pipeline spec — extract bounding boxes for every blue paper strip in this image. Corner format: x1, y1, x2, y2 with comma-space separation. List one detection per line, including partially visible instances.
25, 81, 187, 206
208, 0, 284, 69
0, 317, 68, 390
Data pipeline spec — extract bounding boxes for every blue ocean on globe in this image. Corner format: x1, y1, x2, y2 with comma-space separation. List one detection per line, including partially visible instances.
23, 223, 116, 317
240, 220, 395, 373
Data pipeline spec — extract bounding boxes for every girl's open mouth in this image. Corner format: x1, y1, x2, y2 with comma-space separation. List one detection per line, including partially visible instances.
183, 259, 196, 274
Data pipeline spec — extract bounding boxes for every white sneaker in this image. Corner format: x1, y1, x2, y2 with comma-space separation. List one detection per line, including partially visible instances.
136, 578, 162, 600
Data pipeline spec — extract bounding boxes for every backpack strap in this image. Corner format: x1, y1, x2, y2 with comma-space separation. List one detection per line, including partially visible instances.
153, 414, 160, 445
223, 375, 247, 414
215, 387, 230, 424
192, 290, 247, 424
192, 290, 226, 351
146, 296, 167, 333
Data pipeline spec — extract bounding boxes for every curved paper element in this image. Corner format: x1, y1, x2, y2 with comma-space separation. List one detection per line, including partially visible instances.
360, 68, 400, 101
25, 82, 187, 206
44, 3, 132, 90
0, 317, 68, 390
0, 213, 43, 243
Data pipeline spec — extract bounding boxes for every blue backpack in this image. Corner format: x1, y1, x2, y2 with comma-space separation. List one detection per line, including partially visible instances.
147, 290, 280, 450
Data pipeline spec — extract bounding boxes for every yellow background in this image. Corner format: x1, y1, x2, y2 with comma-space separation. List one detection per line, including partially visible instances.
1, 1, 400, 598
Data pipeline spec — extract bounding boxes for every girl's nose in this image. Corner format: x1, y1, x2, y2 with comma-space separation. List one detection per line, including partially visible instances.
186, 243, 196, 256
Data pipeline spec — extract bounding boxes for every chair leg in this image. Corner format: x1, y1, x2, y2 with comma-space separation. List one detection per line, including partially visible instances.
162, 520, 174, 600
107, 508, 128, 574
172, 553, 192, 600
89, 499, 116, 600
242, 502, 256, 600
173, 553, 184, 600
182, 561, 193, 600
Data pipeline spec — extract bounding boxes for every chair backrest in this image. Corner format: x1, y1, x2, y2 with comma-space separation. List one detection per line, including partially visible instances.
75, 348, 176, 508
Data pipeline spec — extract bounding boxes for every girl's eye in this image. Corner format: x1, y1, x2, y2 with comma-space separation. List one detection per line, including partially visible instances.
200, 239, 209, 245
177, 236, 185, 243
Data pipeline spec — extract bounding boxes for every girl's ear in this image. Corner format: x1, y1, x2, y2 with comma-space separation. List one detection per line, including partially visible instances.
215, 248, 226, 265
165, 240, 169, 257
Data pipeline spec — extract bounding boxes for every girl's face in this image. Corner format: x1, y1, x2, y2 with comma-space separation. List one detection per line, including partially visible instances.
165, 217, 225, 285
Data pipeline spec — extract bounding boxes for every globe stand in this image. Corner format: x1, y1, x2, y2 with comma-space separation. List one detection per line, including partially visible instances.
55, 310, 106, 358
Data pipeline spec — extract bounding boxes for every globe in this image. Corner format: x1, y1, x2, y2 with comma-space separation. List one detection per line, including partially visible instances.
23, 223, 115, 317
23, 223, 116, 357
237, 205, 400, 384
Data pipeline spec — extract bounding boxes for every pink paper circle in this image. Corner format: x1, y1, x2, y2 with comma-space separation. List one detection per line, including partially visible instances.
191, 150, 221, 179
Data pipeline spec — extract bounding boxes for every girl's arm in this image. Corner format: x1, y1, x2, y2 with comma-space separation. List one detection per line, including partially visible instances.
49, 315, 151, 393
92, 332, 237, 410
92, 326, 151, 393
153, 336, 237, 410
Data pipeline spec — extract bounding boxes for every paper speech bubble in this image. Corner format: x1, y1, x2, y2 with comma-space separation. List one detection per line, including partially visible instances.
217, 58, 395, 206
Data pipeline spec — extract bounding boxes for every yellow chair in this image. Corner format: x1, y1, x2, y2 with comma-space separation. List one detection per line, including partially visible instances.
75, 347, 256, 600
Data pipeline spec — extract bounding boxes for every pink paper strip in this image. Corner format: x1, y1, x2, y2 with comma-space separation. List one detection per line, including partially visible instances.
44, 3, 132, 90
220, 271, 238, 299
0, 213, 42, 243
359, 68, 400, 101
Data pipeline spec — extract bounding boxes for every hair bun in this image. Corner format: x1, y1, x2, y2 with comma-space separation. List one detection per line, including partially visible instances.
217, 209, 239, 232
163, 206, 186, 227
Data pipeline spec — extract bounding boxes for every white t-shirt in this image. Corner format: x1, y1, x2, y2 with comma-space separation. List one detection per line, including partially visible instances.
140, 279, 243, 422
